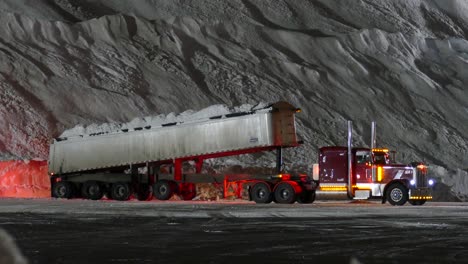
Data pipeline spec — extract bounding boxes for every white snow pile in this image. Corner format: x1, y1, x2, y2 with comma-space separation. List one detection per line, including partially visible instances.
60, 102, 268, 138
430, 165, 468, 202
0, 0, 467, 200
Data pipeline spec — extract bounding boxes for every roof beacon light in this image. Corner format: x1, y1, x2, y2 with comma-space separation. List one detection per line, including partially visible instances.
372, 148, 389, 153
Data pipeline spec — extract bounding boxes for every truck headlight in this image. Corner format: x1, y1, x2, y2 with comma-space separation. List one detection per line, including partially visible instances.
428, 179, 434, 186
410, 180, 415, 185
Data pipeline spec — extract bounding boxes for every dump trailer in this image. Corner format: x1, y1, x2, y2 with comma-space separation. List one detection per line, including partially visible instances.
49, 101, 318, 204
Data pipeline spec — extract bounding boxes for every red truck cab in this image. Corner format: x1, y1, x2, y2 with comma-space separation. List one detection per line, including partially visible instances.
315, 146, 433, 205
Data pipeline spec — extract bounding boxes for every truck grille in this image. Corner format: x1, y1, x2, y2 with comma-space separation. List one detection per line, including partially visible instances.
416, 168, 427, 188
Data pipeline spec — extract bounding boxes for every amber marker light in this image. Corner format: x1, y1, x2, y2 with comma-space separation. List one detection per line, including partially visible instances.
320, 186, 347, 191
377, 166, 383, 182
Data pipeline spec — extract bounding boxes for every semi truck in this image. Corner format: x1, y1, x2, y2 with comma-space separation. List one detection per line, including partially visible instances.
49, 101, 433, 205
313, 121, 433, 205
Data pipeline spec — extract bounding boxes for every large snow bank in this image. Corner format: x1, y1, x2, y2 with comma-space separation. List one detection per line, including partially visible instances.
430, 165, 468, 201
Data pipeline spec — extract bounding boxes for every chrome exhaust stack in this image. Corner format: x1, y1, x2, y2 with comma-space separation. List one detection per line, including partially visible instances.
371, 121, 376, 181
371, 121, 376, 150
347, 120, 353, 198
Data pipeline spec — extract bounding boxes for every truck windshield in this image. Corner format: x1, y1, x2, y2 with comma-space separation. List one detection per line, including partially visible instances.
373, 152, 390, 165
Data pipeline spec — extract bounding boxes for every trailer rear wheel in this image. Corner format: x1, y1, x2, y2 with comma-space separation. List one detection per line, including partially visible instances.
274, 182, 296, 204
297, 190, 316, 204
251, 182, 272, 203
386, 183, 408, 206
110, 182, 132, 201
409, 199, 426, 206
153, 180, 174, 200
53, 181, 74, 199
82, 181, 104, 200
136, 184, 153, 201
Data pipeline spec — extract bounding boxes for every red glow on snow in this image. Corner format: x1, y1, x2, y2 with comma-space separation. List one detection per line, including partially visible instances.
0, 160, 50, 198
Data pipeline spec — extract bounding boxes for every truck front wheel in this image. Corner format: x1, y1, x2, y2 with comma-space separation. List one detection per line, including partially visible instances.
274, 182, 296, 204
386, 183, 408, 206
251, 182, 272, 203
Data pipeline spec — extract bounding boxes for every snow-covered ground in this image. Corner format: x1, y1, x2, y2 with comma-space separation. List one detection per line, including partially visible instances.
1, 199, 468, 263
0, 1, 466, 199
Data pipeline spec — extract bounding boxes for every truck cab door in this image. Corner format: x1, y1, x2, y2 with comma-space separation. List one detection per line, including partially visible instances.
355, 150, 372, 184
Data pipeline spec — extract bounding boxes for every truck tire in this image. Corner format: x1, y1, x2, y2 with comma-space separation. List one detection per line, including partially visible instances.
53, 181, 74, 199
386, 183, 408, 206
409, 199, 426, 206
297, 190, 316, 204
274, 182, 296, 204
136, 184, 153, 201
251, 182, 272, 203
110, 182, 132, 201
82, 181, 104, 200
153, 180, 174, 200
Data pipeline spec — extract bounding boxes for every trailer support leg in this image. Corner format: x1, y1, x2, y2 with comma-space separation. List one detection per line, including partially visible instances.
174, 159, 182, 181
276, 147, 283, 173
195, 157, 203, 173
223, 177, 228, 199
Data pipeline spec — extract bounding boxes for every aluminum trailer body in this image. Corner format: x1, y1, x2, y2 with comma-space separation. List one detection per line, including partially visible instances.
49, 102, 299, 175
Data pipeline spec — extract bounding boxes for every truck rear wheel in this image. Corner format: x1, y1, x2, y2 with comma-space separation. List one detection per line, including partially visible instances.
136, 184, 153, 201
110, 182, 132, 201
274, 182, 296, 204
251, 182, 272, 203
82, 181, 104, 200
153, 180, 174, 200
297, 190, 316, 204
53, 181, 74, 199
386, 183, 408, 206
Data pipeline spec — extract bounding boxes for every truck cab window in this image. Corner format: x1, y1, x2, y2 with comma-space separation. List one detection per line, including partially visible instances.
356, 151, 371, 164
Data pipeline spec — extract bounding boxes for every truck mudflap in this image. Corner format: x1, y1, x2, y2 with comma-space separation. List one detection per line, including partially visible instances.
409, 188, 433, 200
